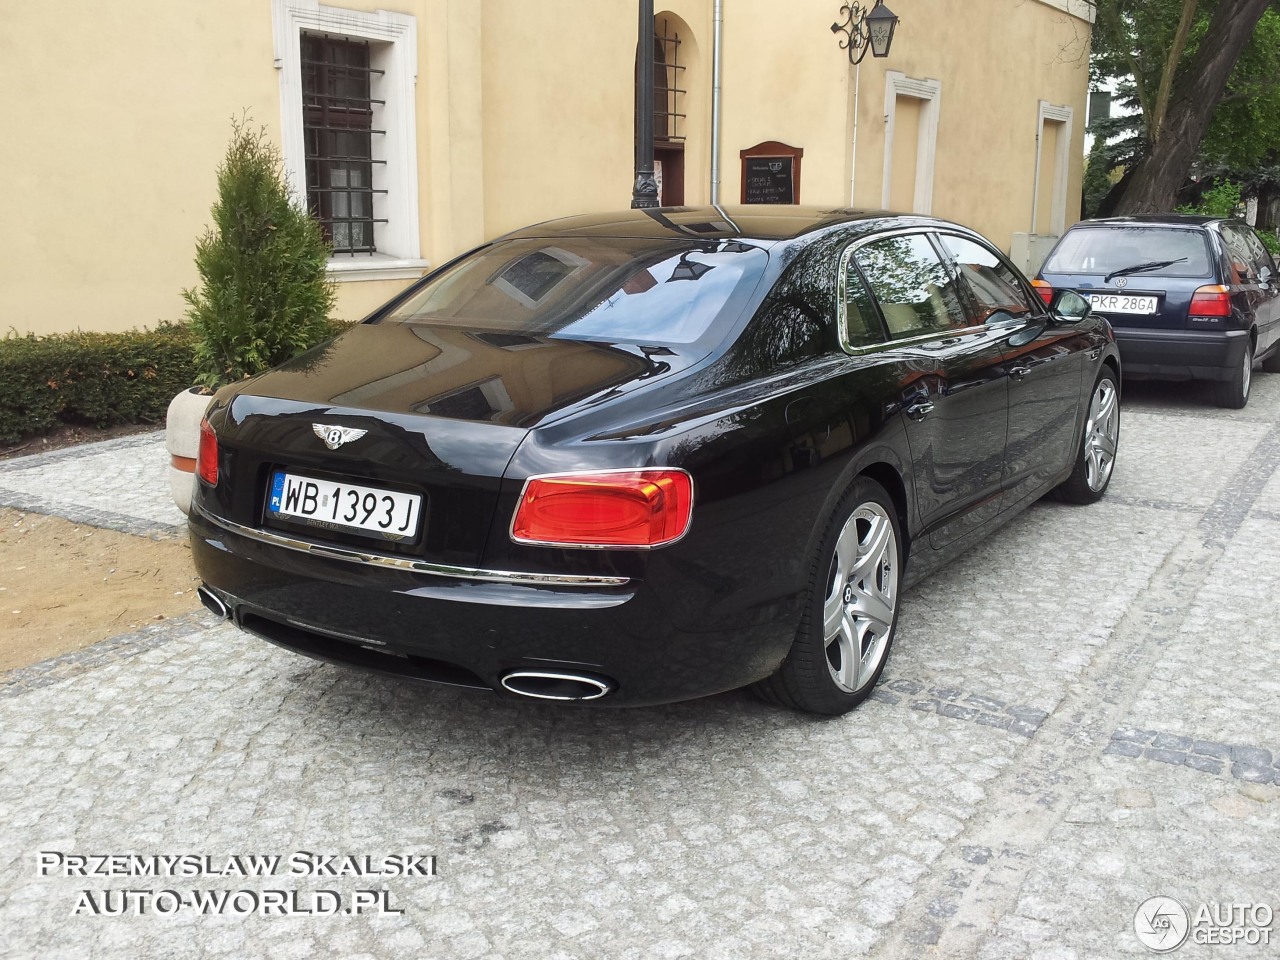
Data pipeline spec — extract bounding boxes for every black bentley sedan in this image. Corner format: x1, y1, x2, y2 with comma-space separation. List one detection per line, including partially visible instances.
191, 207, 1121, 715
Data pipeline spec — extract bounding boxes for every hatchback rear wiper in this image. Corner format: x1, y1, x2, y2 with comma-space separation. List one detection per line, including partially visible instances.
1103, 257, 1188, 283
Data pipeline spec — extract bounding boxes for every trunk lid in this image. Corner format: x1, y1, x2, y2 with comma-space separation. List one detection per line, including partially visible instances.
207, 322, 680, 567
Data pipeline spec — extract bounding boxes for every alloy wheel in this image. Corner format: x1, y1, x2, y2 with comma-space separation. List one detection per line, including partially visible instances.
823, 502, 898, 693
1084, 378, 1119, 492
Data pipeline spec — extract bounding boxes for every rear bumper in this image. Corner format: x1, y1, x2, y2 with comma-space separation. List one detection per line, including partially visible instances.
189, 506, 798, 707
1114, 327, 1250, 381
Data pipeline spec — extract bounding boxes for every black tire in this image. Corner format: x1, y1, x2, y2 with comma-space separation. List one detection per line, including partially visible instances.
1215, 342, 1252, 409
751, 476, 902, 715
1056, 370, 1120, 505
1261, 345, 1280, 374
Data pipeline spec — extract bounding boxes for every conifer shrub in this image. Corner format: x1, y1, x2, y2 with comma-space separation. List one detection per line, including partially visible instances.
184, 118, 335, 388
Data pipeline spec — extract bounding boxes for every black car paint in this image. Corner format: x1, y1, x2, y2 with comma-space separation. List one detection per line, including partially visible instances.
191, 207, 1119, 706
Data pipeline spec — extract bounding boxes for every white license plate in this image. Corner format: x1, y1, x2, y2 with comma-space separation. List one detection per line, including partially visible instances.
1089, 293, 1158, 314
268, 472, 422, 541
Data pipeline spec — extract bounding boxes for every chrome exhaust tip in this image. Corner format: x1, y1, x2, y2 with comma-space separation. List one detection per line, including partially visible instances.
500, 671, 614, 702
196, 586, 230, 621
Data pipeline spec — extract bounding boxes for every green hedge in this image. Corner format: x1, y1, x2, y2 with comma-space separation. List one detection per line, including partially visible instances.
0, 324, 199, 444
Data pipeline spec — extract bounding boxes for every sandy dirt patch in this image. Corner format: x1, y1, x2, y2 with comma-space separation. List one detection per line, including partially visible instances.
0, 508, 200, 672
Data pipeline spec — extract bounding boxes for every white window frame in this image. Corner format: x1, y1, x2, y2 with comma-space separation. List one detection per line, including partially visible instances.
271, 0, 426, 281
1032, 101, 1073, 237
881, 72, 942, 215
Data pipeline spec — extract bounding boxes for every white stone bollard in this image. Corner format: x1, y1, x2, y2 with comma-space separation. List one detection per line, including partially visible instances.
165, 387, 212, 515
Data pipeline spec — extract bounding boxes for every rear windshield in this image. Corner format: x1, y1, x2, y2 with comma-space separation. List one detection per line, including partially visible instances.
383, 237, 769, 346
1042, 226, 1214, 278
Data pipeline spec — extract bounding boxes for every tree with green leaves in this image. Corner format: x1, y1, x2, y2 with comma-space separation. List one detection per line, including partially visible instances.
184, 118, 335, 388
1092, 0, 1280, 214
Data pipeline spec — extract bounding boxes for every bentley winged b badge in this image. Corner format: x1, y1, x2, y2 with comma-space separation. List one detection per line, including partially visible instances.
313, 423, 368, 450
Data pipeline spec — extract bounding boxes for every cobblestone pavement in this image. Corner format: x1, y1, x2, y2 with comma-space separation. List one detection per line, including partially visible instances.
1, 376, 1279, 959
0, 433, 185, 539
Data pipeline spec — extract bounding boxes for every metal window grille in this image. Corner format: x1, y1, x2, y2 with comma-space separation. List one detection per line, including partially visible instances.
654, 21, 685, 142
301, 35, 388, 255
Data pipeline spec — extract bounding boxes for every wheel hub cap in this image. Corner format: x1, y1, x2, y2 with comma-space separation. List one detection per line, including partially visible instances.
823, 502, 899, 694
1084, 379, 1118, 492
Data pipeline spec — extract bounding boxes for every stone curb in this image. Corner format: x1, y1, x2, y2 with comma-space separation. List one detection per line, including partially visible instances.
0, 610, 219, 700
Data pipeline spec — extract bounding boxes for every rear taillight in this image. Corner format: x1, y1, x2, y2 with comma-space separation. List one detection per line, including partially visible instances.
1189, 284, 1231, 318
1031, 279, 1054, 306
197, 419, 218, 486
510, 469, 694, 549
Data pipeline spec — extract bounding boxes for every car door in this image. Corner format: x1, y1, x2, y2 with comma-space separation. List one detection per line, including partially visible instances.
1236, 223, 1280, 356
1220, 222, 1280, 356
849, 231, 1009, 549
937, 231, 1088, 509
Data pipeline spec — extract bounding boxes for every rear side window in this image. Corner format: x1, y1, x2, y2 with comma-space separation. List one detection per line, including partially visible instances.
1042, 226, 1214, 278
854, 234, 969, 339
1221, 223, 1273, 282
842, 257, 887, 349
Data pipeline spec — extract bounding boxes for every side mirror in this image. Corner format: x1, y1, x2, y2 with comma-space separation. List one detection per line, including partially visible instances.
1260, 265, 1272, 285
1050, 289, 1091, 323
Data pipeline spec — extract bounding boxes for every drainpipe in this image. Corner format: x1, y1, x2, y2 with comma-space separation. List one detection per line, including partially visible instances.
848, 61, 861, 206
710, 0, 724, 205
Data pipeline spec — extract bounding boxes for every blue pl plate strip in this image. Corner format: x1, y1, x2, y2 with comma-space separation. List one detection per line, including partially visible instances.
269, 473, 285, 513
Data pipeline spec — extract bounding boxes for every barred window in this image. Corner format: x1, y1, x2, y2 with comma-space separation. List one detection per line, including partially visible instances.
654, 18, 685, 143
301, 35, 387, 255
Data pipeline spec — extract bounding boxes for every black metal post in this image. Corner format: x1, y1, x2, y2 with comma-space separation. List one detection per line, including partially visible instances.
631, 0, 659, 208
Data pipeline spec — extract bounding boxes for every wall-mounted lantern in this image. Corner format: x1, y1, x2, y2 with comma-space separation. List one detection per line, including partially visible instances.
831, 0, 899, 65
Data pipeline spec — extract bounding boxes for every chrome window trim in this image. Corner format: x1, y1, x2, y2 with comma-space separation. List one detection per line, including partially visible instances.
191, 503, 631, 587
836, 226, 1029, 356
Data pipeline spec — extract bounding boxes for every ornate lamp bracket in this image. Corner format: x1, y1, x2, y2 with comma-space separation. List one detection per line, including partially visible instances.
831, 0, 898, 65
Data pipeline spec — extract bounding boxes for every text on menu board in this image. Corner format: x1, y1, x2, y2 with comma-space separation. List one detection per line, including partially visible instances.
743, 157, 795, 204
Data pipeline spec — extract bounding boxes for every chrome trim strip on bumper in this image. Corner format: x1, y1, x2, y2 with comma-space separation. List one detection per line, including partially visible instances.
191, 504, 631, 588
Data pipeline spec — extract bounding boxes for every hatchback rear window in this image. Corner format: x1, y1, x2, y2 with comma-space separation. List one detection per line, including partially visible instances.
384, 237, 769, 346
1042, 226, 1214, 278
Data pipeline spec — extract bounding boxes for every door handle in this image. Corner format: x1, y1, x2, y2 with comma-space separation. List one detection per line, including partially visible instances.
1009, 365, 1031, 380
905, 400, 934, 421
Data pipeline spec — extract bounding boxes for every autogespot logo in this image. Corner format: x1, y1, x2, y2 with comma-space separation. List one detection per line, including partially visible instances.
1134, 896, 1191, 952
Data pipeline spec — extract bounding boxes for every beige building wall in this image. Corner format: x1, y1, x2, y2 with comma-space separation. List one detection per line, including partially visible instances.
479, 0, 635, 237
1, 0, 1090, 337
1, 1, 277, 335
716, 0, 1089, 248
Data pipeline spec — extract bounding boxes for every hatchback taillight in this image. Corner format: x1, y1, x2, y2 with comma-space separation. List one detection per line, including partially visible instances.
510, 470, 694, 548
1031, 279, 1054, 306
1189, 284, 1231, 318
197, 419, 218, 486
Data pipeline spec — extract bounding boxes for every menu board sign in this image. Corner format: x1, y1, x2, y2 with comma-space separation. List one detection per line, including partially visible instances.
743, 157, 795, 204
739, 142, 804, 205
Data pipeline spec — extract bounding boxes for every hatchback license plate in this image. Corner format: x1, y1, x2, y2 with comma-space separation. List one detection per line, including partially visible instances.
268, 472, 422, 541
1089, 293, 1157, 314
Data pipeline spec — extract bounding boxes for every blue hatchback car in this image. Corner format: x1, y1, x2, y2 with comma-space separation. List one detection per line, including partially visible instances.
1035, 216, 1280, 407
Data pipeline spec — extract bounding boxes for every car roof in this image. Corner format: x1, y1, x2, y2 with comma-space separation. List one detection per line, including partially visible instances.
497, 205, 976, 244
1072, 214, 1222, 229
